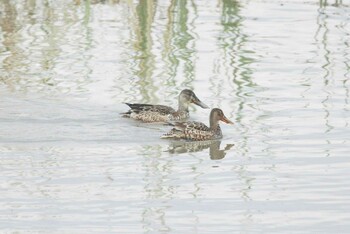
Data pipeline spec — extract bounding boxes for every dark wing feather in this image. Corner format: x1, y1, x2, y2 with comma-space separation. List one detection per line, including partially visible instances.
124, 103, 175, 115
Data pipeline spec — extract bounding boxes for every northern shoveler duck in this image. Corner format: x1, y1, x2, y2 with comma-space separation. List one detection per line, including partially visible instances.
161, 108, 233, 141
121, 89, 209, 122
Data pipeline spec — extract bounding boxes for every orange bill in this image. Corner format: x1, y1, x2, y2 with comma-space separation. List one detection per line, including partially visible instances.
221, 115, 234, 124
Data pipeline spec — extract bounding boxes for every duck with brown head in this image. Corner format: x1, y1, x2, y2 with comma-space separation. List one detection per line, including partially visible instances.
121, 89, 209, 123
161, 108, 233, 141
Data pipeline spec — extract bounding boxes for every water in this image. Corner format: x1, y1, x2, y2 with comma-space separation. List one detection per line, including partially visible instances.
0, 0, 349, 233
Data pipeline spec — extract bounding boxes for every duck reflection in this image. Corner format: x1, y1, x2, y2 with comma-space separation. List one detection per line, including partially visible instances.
166, 140, 234, 160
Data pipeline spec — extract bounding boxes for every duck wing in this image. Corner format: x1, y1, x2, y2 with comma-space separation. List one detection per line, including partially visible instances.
173, 121, 210, 131
162, 121, 213, 140
124, 103, 175, 115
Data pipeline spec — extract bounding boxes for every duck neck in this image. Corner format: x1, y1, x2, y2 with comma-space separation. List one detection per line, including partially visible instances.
177, 101, 189, 112
209, 112, 220, 131
210, 118, 220, 131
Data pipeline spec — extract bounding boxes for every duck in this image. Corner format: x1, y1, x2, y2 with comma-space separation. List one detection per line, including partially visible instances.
121, 89, 209, 122
161, 108, 233, 141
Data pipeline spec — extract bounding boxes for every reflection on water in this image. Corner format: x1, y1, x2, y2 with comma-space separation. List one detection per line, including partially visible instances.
1, 0, 350, 233
132, 0, 156, 102
167, 140, 234, 160
0, 0, 93, 95
216, 0, 256, 159
164, 0, 197, 87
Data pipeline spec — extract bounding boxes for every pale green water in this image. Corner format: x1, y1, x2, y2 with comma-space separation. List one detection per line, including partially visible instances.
0, 0, 350, 233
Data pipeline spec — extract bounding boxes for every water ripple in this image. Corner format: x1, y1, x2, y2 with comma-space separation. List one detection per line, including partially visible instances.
1, 1, 350, 233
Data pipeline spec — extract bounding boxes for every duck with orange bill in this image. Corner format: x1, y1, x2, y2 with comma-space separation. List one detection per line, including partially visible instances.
161, 108, 233, 141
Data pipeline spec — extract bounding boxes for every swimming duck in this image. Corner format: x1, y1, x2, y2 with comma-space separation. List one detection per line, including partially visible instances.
161, 108, 233, 141
121, 89, 209, 122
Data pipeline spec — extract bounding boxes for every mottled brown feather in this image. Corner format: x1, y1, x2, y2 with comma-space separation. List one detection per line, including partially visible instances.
162, 121, 221, 141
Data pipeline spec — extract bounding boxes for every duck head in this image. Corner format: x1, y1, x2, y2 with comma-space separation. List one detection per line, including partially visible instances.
178, 89, 209, 110
210, 108, 234, 128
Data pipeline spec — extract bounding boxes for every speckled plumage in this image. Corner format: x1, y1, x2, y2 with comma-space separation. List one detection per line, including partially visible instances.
121, 89, 208, 123
127, 106, 189, 122
161, 108, 233, 141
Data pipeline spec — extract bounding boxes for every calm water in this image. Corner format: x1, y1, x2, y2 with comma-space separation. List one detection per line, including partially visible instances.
1, 0, 350, 233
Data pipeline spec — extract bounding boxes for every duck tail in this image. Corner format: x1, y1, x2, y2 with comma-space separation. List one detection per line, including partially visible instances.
120, 111, 131, 118
123, 102, 137, 109
123, 102, 152, 110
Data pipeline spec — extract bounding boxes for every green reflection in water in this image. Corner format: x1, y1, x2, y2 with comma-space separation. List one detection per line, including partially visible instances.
219, 0, 255, 102
319, 0, 344, 7
217, 0, 255, 131
316, 5, 333, 139
314, 2, 349, 156
217, 0, 256, 201
129, 0, 198, 102
132, 0, 157, 102
0, 0, 93, 94
164, 0, 197, 89
0, 0, 21, 86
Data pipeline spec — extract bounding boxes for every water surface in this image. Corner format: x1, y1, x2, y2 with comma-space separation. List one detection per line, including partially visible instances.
0, 0, 350, 233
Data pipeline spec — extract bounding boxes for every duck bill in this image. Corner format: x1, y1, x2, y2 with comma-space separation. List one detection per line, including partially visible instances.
221, 115, 234, 124
192, 96, 209, 109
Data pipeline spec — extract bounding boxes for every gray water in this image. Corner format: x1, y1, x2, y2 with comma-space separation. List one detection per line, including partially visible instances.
0, 0, 350, 233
